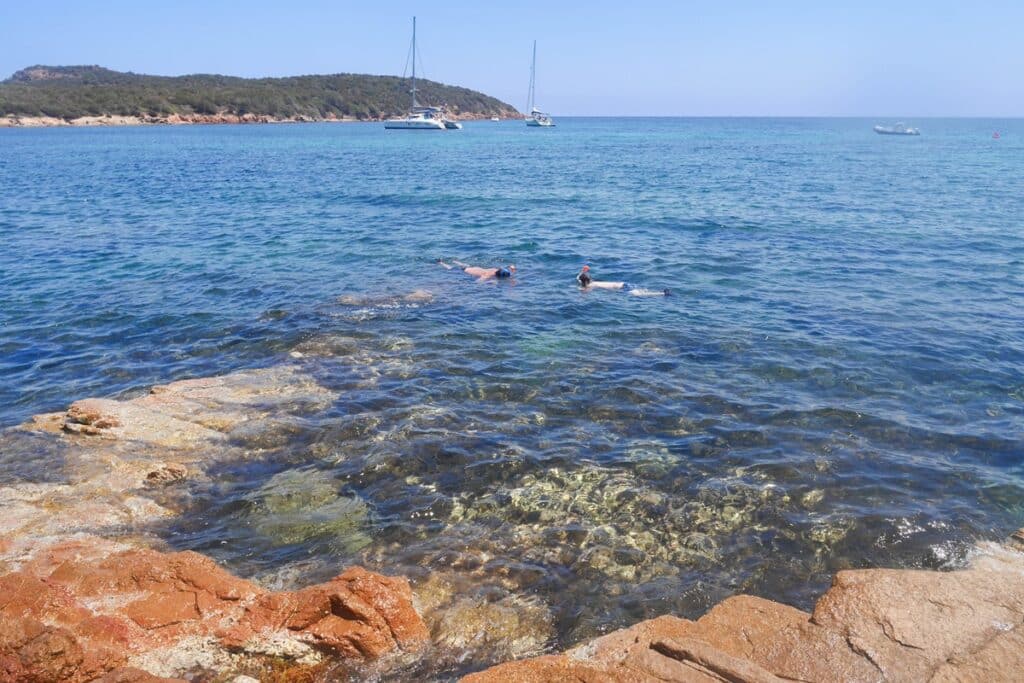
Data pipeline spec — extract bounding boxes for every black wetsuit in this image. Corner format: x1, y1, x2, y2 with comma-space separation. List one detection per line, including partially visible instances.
577, 271, 592, 287
496, 267, 513, 278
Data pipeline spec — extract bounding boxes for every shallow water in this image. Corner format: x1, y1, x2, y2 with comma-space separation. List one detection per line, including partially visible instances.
2, 118, 1023, 677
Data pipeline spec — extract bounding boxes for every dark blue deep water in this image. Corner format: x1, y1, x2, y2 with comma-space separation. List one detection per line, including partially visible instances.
1, 118, 1023, 670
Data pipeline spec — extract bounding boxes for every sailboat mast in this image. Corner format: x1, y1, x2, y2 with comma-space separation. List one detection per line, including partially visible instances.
528, 40, 537, 113
411, 17, 418, 108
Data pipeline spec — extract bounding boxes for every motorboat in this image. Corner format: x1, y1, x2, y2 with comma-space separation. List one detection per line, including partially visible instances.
440, 105, 462, 129
384, 18, 446, 131
490, 116, 500, 122
874, 122, 920, 136
525, 40, 555, 127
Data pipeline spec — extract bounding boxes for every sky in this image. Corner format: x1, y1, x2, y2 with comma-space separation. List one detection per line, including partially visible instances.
2, 0, 1022, 116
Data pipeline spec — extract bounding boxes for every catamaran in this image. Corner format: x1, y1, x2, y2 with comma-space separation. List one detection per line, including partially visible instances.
525, 41, 555, 127
384, 17, 446, 130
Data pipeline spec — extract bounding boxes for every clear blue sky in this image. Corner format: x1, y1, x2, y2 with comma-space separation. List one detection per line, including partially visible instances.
2, 0, 1021, 116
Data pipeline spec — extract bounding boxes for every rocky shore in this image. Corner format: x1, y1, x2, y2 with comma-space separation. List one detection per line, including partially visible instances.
1, 367, 429, 681
2, 358, 1023, 681
468, 537, 1024, 681
0, 112, 514, 128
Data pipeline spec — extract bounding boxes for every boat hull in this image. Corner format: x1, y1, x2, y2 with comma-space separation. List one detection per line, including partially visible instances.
873, 125, 919, 136
385, 118, 446, 130
526, 118, 555, 127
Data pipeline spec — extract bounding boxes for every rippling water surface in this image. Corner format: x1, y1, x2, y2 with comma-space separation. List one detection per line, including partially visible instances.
2, 118, 1023, 676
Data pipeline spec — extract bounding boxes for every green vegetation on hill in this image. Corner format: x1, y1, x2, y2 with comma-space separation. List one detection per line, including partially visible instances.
0, 65, 519, 120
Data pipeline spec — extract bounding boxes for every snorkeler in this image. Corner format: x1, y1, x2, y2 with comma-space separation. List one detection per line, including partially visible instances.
438, 259, 516, 281
576, 265, 670, 296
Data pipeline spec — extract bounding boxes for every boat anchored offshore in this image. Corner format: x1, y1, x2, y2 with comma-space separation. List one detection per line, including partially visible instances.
525, 40, 555, 127
874, 122, 920, 136
441, 105, 462, 129
385, 17, 446, 131
385, 105, 446, 130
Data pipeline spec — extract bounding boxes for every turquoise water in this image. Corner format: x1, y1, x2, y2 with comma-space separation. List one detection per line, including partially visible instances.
2, 118, 1023, 673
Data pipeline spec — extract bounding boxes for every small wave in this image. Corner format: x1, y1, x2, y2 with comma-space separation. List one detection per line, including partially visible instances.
628, 287, 669, 297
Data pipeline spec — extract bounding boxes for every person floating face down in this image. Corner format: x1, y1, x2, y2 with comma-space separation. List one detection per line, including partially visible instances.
438, 259, 515, 282
576, 264, 671, 296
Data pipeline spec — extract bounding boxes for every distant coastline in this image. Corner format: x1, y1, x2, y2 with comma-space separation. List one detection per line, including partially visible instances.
0, 112, 508, 128
0, 65, 519, 126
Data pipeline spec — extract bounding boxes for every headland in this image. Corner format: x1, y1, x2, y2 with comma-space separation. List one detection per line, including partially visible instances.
0, 65, 519, 127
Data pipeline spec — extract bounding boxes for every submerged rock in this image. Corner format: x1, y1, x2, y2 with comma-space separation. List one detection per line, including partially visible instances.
414, 573, 554, 670
335, 290, 434, 307
446, 462, 801, 588
248, 470, 373, 552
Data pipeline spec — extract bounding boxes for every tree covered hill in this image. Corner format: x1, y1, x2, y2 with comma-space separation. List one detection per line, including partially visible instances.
0, 65, 520, 120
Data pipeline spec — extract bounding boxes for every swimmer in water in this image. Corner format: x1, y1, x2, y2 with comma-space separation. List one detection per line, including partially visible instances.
438, 259, 516, 282
577, 265, 670, 296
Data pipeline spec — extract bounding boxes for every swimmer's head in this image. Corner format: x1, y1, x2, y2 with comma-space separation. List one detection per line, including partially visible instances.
508, 264, 516, 273
581, 265, 590, 272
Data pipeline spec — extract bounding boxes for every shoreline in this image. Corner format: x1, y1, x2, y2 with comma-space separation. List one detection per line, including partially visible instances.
3, 351, 1024, 680
0, 112, 518, 128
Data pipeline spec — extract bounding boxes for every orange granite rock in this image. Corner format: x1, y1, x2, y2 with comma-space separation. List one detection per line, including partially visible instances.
95, 669, 187, 683
223, 566, 429, 659
0, 540, 428, 682
466, 542, 1024, 682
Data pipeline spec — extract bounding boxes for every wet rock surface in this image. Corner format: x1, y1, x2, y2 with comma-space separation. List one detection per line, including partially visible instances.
465, 540, 1024, 682
0, 366, 427, 681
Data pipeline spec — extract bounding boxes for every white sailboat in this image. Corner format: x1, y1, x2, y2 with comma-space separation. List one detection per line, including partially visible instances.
525, 40, 555, 127
873, 122, 920, 136
384, 17, 446, 130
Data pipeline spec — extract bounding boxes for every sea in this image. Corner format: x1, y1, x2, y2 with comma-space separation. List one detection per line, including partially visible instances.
1, 118, 1022, 675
